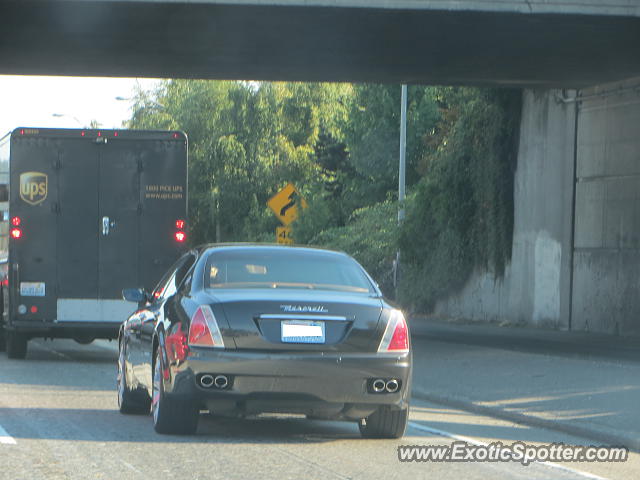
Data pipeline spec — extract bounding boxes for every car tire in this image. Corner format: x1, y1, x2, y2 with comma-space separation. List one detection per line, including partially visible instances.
359, 405, 409, 439
6, 331, 27, 359
152, 348, 198, 435
117, 341, 151, 414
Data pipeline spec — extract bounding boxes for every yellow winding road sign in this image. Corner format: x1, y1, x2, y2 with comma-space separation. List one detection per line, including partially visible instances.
267, 183, 307, 226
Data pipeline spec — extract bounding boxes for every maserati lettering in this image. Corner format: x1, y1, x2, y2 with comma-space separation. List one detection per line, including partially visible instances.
280, 305, 329, 313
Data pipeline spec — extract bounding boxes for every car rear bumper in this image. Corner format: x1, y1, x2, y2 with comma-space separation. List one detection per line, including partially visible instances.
166, 348, 412, 420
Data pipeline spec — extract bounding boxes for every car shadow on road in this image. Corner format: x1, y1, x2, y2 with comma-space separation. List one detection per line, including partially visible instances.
0, 407, 363, 444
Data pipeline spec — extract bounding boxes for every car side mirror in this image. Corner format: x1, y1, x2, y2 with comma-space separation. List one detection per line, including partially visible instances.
122, 288, 148, 304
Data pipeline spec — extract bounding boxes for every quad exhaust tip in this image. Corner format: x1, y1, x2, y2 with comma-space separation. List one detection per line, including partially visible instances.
198, 374, 230, 389
385, 379, 400, 393
199, 374, 215, 388
214, 375, 229, 389
370, 378, 401, 394
372, 379, 386, 393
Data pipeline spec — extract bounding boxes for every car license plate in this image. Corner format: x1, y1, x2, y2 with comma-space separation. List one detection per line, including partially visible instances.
20, 282, 45, 297
281, 320, 325, 344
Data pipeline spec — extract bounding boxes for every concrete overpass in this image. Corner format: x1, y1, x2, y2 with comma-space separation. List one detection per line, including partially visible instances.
1, 0, 639, 87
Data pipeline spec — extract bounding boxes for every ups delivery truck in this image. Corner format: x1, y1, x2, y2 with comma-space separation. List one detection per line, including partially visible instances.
0, 128, 188, 359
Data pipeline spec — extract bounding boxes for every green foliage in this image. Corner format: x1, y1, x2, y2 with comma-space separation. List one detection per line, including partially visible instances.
125, 80, 521, 313
126, 80, 351, 245
343, 84, 439, 209
398, 87, 521, 311
296, 200, 398, 296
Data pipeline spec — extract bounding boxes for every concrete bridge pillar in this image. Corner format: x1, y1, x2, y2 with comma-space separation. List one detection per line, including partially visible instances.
435, 78, 640, 336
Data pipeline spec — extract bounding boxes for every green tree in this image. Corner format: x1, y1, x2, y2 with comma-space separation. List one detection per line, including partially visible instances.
126, 80, 354, 245
343, 84, 439, 209
398, 87, 521, 311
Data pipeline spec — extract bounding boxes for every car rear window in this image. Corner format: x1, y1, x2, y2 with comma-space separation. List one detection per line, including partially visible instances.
204, 249, 375, 293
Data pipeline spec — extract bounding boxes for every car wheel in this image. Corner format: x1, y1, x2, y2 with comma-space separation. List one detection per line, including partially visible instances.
152, 348, 198, 435
6, 331, 27, 359
359, 405, 409, 439
117, 341, 151, 414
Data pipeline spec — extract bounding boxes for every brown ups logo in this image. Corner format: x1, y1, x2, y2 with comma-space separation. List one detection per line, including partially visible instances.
20, 172, 48, 205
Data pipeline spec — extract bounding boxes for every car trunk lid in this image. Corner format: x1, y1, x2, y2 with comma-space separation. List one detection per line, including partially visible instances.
204, 289, 384, 352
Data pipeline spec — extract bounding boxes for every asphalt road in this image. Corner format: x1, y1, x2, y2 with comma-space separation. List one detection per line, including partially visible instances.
0, 339, 636, 480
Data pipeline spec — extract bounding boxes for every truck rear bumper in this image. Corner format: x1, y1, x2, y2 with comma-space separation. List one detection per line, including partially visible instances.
4, 320, 119, 339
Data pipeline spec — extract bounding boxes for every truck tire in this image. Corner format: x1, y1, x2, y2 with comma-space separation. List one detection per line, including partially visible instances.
0, 294, 5, 353
359, 405, 409, 439
6, 331, 27, 359
0, 324, 5, 353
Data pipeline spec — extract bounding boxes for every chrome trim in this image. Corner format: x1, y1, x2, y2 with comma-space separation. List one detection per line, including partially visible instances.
259, 313, 347, 321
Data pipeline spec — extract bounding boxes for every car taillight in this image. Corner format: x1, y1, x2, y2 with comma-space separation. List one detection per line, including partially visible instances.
188, 305, 225, 348
377, 310, 409, 353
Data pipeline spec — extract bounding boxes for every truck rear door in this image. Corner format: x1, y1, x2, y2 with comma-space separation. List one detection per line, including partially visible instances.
98, 140, 141, 300
11, 129, 187, 326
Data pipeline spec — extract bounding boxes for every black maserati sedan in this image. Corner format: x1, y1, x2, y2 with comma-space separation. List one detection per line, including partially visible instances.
117, 244, 411, 438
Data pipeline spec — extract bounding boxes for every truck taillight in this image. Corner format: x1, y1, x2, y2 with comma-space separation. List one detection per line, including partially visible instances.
174, 219, 186, 243
11, 217, 23, 239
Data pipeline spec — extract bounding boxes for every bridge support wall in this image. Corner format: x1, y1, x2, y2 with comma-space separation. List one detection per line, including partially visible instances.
434, 79, 640, 334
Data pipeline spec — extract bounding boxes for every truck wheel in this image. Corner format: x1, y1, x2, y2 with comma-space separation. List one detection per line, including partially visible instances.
359, 405, 409, 439
152, 349, 198, 435
6, 331, 27, 359
117, 341, 151, 414
0, 295, 5, 352
0, 324, 6, 353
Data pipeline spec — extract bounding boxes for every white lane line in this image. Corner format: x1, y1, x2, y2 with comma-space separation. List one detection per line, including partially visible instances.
0, 424, 16, 445
93, 339, 119, 352
120, 460, 142, 474
408, 422, 609, 480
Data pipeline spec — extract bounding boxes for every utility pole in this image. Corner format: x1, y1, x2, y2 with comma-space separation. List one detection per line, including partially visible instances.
395, 85, 407, 292
398, 84, 407, 223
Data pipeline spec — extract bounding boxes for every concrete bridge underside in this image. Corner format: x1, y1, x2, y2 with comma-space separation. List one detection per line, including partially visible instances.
1, 1, 639, 88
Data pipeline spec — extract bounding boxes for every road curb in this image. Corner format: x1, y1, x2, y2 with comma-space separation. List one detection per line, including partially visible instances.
412, 389, 640, 452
